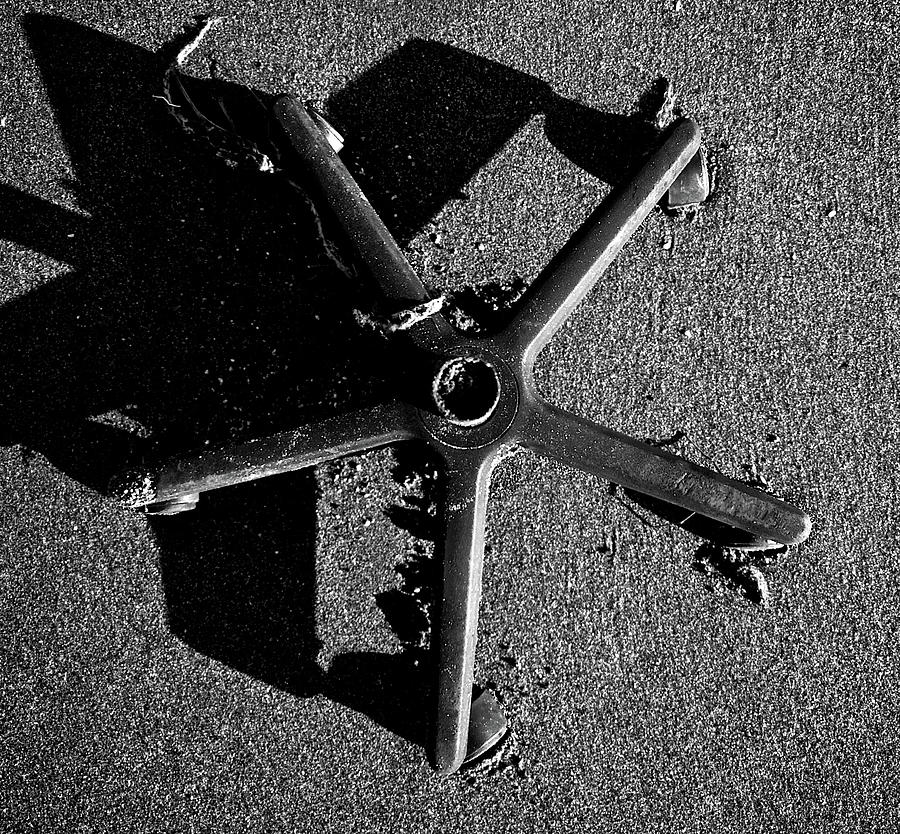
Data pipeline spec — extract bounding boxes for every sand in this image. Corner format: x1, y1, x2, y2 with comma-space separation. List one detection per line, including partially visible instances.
1, 1, 898, 831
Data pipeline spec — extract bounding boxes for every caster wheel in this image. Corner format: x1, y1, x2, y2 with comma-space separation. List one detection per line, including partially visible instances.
667, 147, 709, 208
308, 107, 344, 153
463, 686, 508, 765
143, 493, 200, 515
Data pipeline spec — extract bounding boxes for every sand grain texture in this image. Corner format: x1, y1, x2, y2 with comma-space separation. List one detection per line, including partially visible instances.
1, 1, 898, 831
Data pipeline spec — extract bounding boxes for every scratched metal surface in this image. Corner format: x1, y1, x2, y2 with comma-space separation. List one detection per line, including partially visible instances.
1, 1, 898, 831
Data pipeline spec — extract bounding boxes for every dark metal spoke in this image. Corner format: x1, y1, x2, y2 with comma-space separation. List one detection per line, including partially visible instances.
432, 450, 494, 775
522, 399, 811, 546
503, 119, 701, 367
273, 96, 451, 336
118, 402, 421, 507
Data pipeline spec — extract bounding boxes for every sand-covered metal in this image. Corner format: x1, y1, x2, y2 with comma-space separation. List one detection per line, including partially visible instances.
115, 97, 811, 775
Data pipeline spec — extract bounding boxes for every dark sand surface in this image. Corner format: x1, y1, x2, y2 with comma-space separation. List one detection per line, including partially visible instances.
1, 1, 898, 831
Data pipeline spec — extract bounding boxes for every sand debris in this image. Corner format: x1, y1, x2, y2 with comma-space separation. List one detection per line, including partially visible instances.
353, 296, 446, 334
693, 542, 783, 606
174, 16, 222, 66
655, 79, 678, 129
462, 727, 527, 784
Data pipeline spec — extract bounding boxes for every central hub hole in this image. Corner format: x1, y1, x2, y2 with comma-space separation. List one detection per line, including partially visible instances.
432, 356, 501, 426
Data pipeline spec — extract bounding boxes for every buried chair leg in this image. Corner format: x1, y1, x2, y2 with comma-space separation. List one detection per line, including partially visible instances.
522, 398, 810, 547
431, 451, 494, 775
